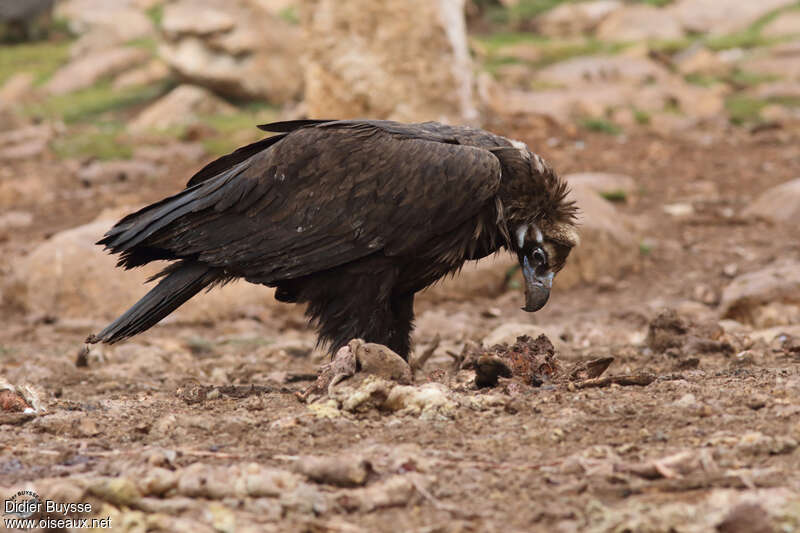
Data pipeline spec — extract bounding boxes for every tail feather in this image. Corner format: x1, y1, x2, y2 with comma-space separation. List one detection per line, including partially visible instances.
87, 261, 219, 344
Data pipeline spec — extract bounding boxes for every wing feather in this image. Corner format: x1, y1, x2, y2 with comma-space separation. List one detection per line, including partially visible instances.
101, 122, 503, 281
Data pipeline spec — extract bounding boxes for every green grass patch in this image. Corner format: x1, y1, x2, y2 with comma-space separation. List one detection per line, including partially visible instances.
0, 39, 71, 86
24, 80, 170, 124
536, 39, 629, 66
580, 117, 622, 135
600, 189, 628, 202
199, 104, 279, 156
726, 95, 768, 125
278, 6, 299, 25
51, 121, 133, 160
639, 241, 653, 256
634, 0, 674, 6
633, 109, 651, 125
146, 4, 164, 26
729, 70, 781, 87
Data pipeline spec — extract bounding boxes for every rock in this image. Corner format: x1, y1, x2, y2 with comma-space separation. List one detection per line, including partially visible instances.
56, 0, 154, 38
596, 5, 684, 41
131, 84, 236, 132
486, 83, 630, 122
294, 455, 373, 487
45, 47, 150, 95
719, 260, 800, 324
536, 0, 622, 38
565, 172, 636, 202
242, 464, 303, 497
76, 160, 164, 185
352, 340, 413, 385
158, 0, 302, 103
0, 72, 35, 105
138, 468, 178, 496
0, 211, 33, 233
5, 214, 280, 322
674, 45, 730, 76
87, 477, 141, 506
536, 55, 669, 87
761, 10, 800, 38
663, 203, 695, 217
670, 0, 797, 36
739, 48, 800, 80
112, 60, 170, 90
302, 0, 478, 124
333, 474, 425, 513
177, 463, 230, 499
646, 309, 689, 352
419, 253, 517, 303
384, 382, 457, 419
716, 503, 775, 533
556, 184, 639, 290
744, 178, 800, 225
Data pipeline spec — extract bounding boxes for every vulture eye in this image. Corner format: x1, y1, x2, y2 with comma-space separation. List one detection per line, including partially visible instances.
532, 248, 547, 266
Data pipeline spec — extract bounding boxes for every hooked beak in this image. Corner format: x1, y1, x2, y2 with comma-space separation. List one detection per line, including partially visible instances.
521, 253, 553, 312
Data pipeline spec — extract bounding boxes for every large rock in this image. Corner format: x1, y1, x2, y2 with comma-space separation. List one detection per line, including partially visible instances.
535, 55, 670, 86
419, 253, 518, 303
595, 5, 684, 41
158, 0, 302, 104
669, 0, 798, 36
301, 0, 478, 124
719, 260, 800, 325
536, 0, 622, 38
131, 84, 236, 132
45, 47, 150, 95
743, 178, 800, 225
4, 215, 280, 323
56, 0, 154, 38
556, 185, 639, 290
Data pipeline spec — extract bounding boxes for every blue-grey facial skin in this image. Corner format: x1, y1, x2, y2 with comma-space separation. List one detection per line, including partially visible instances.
521, 253, 553, 312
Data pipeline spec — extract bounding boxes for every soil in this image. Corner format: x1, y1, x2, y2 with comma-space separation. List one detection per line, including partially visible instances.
2, 121, 800, 532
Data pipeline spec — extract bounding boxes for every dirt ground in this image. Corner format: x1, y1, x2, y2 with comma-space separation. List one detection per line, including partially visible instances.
2, 120, 800, 532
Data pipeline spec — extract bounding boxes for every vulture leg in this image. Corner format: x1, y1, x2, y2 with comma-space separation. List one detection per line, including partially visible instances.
386, 292, 415, 359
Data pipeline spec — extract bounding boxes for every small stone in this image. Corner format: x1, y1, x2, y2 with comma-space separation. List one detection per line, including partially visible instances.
78, 417, 100, 437
747, 394, 768, 410
88, 477, 141, 506
663, 203, 694, 217
722, 264, 739, 278
139, 467, 178, 496
294, 455, 373, 487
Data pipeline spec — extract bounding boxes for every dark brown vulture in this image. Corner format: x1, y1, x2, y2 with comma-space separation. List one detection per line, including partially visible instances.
87, 120, 579, 360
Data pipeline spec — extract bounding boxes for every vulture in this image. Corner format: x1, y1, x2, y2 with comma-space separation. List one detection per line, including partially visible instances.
87, 119, 579, 360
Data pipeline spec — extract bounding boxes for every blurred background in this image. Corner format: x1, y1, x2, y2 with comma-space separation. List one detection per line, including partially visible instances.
2, 3, 800, 531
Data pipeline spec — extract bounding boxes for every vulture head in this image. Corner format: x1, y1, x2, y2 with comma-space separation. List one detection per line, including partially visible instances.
498, 146, 580, 312
512, 219, 579, 312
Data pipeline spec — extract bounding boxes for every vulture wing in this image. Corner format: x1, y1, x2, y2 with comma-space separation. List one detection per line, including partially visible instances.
99, 121, 503, 283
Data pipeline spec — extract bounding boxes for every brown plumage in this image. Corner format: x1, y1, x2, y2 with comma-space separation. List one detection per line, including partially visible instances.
87, 119, 578, 359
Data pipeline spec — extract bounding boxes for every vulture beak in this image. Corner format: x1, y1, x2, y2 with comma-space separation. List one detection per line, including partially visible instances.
521, 249, 553, 312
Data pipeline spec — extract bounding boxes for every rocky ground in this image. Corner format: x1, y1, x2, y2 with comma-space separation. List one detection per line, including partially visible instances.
2, 1, 800, 532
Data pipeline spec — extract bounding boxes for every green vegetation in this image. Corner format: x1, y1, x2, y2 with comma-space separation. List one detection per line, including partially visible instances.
639, 241, 653, 256
725, 95, 768, 125
51, 121, 134, 160
0, 39, 71, 86
633, 109, 651, 125
278, 6, 300, 25
199, 104, 278, 156
600, 189, 628, 203
24, 80, 171, 123
580, 117, 622, 135
146, 4, 164, 26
